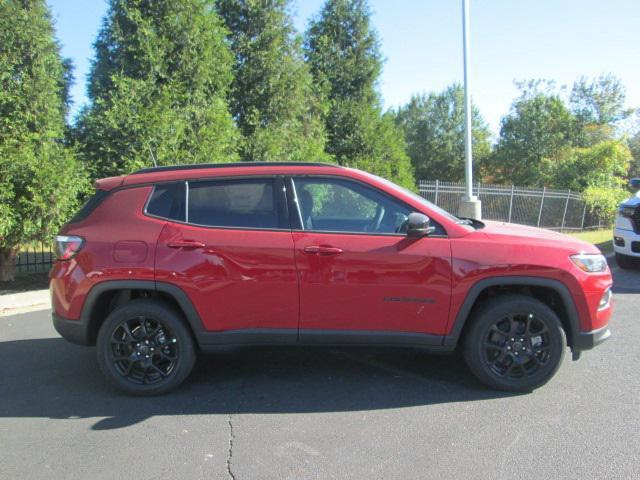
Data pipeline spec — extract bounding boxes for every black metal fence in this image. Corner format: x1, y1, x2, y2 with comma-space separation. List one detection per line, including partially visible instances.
16, 242, 55, 274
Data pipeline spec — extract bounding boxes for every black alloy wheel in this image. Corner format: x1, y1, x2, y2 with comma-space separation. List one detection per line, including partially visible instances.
464, 295, 566, 392
97, 299, 196, 395
108, 316, 179, 384
483, 312, 551, 379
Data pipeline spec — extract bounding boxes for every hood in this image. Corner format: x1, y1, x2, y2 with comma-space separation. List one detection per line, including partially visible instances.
620, 191, 640, 207
477, 220, 600, 254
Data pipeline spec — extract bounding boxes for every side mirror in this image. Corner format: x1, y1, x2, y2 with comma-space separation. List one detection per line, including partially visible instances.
629, 178, 640, 191
406, 212, 435, 237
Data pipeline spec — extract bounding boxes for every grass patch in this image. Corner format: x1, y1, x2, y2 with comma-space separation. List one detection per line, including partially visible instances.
566, 229, 613, 254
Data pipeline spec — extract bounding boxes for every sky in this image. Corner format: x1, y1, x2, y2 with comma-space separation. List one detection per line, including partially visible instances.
47, 0, 640, 134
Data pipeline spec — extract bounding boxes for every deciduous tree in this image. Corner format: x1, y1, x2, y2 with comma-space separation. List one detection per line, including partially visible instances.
490, 87, 576, 185
394, 85, 491, 182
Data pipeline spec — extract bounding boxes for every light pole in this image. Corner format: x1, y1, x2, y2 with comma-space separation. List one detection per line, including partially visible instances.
458, 0, 482, 220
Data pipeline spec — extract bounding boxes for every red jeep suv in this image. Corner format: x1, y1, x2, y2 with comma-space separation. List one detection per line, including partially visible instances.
50, 162, 612, 395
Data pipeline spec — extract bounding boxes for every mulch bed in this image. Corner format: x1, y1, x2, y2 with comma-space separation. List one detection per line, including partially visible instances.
0, 272, 50, 295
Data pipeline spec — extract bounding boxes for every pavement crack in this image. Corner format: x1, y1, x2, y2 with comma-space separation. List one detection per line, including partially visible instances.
226, 414, 236, 480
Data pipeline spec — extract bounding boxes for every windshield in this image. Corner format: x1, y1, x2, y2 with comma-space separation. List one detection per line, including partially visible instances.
370, 174, 470, 225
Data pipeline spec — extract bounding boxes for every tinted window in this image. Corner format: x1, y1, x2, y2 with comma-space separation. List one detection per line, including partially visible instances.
68, 189, 110, 224
187, 178, 281, 229
293, 178, 412, 234
147, 183, 185, 221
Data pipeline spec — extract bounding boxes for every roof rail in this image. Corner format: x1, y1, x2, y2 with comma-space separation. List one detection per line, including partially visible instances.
132, 161, 340, 175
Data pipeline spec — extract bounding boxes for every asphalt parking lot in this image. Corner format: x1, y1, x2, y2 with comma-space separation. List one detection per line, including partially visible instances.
1, 262, 639, 480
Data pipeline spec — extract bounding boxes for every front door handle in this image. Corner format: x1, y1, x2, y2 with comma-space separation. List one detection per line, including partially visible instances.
167, 240, 206, 249
303, 245, 343, 255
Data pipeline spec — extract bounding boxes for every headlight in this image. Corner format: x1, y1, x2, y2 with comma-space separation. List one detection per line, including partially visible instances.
618, 205, 636, 218
570, 253, 608, 273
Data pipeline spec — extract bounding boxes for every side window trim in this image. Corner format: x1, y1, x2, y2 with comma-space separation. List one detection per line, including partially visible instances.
144, 176, 289, 232
288, 177, 305, 230
185, 180, 190, 224
286, 175, 447, 237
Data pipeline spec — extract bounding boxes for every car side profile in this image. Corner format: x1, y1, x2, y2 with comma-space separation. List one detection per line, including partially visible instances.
51, 162, 612, 395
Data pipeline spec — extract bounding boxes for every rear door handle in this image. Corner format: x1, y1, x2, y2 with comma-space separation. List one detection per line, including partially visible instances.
303, 245, 343, 255
167, 240, 206, 249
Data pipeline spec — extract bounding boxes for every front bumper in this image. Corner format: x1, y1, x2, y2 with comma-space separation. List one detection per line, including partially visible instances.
613, 227, 640, 257
573, 325, 611, 351
52, 312, 92, 346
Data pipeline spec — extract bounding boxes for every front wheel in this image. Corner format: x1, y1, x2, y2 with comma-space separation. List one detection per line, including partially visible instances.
96, 299, 196, 395
463, 295, 566, 392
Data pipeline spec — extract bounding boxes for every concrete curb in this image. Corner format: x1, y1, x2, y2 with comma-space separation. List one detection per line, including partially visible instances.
0, 289, 50, 317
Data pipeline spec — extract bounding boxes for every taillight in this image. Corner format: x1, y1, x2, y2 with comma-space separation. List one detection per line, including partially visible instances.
55, 235, 84, 261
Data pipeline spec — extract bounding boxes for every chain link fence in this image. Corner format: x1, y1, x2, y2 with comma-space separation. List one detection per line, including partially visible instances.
419, 180, 604, 231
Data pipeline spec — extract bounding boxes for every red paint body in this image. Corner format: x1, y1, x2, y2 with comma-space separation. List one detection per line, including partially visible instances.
50, 164, 612, 343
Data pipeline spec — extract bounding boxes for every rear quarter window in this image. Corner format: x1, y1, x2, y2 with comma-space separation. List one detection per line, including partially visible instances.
146, 182, 186, 222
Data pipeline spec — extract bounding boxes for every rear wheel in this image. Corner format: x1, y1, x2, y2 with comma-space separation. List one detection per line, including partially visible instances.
616, 253, 637, 270
97, 299, 196, 395
463, 295, 566, 392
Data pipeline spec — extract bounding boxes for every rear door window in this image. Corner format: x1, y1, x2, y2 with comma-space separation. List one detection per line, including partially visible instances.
187, 178, 284, 229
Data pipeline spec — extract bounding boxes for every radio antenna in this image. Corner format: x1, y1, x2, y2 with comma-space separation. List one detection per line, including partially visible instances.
147, 144, 158, 167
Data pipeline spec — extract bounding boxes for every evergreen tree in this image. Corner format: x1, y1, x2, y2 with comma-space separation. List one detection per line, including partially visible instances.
305, 0, 414, 187
217, 0, 329, 162
76, 0, 239, 179
0, 0, 88, 281
394, 85, 491, 182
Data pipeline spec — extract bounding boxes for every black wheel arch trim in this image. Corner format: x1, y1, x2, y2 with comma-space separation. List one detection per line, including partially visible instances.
74, 280, 299, 347
60, 276, 602, 353
443, 276, 589, 351
63, 280, 204, 346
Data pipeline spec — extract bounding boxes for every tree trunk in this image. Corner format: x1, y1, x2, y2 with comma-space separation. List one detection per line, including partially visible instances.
0, 246, 19, 282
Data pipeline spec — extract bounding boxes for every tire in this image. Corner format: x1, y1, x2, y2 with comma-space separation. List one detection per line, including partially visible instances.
616, 253, 637, 270
463, 295, 566, 392
96, 299, 196, 395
